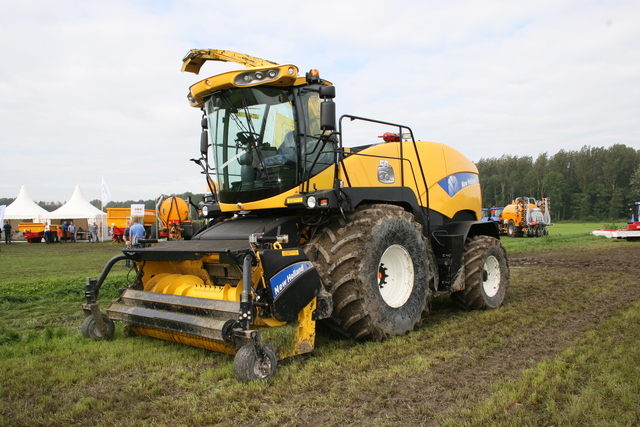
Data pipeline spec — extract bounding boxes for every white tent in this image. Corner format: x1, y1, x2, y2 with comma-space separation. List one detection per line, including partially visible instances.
4, 185, 49, 221
42, 185, 106, 237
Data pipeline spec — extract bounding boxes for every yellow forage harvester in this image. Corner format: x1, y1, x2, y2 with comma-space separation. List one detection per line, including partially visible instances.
82, 49, 510, 381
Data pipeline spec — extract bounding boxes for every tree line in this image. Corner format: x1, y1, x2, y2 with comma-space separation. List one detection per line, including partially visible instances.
476, 144, 640, 222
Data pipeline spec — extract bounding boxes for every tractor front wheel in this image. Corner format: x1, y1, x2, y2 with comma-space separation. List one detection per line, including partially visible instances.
451, 235, 509, 310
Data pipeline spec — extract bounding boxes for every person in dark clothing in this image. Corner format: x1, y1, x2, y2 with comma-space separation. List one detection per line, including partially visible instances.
3, 221, 11, 244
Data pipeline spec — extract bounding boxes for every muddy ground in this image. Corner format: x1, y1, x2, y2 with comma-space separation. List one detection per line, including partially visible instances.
296, 243, 640, 426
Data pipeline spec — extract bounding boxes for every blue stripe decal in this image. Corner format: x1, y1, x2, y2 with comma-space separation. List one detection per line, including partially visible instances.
437, 173, 479, 198
269, 261, 313, 298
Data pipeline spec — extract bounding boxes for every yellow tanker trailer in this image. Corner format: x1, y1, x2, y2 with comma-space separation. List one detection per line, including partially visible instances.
500, 197, 551, 237
154, 195, 200, 240
81, 49, 510, 381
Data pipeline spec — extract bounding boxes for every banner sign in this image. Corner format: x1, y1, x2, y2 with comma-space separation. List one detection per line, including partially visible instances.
130, 204, 145, 217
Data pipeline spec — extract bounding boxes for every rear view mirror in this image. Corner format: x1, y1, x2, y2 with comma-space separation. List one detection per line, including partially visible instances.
320, 100, 336, 131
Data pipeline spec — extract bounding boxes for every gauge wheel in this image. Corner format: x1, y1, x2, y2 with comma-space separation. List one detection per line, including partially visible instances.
234, 343, 277, 382
81, 314, 115, 340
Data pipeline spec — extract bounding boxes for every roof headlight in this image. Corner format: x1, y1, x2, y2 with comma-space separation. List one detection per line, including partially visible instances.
307, 196, 317, 209
235, 69, 280, 86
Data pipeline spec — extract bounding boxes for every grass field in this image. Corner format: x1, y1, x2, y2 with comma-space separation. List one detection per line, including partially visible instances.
1, 223, 639, 426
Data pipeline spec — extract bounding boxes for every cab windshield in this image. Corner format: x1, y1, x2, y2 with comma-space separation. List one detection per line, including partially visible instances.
205, 86, 332, 204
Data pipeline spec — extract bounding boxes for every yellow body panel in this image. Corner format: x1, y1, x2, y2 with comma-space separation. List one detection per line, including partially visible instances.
339, 140, 480, 219
216, 140, 480, 221
188, 64, 299, 107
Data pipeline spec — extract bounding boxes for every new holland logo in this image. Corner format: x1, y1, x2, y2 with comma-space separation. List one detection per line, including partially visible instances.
270, 262, 313, 298
437, 173, 479, 198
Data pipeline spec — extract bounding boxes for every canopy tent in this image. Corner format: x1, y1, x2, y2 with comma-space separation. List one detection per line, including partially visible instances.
4, 185, 49, 221
42, 185, 106, 237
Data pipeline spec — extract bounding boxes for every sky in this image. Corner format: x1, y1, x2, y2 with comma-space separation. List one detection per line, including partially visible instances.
1, 1, 639, 203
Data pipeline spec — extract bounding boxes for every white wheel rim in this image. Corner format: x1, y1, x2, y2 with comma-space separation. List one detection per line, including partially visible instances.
483, 255, 501, 298
378, 244, 414, 308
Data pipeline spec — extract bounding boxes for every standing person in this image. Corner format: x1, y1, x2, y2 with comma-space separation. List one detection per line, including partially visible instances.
89, 222, 98, 243
129, 217, 146, 248
62, 221, 69, 243
56, 224, 63, 243
68, 221, 76, 242
3, 221, 11, 244
44, 222, 51, 244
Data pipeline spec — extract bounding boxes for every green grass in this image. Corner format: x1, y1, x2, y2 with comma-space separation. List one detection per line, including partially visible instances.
1, 224, 640, 426
500, 221, 625, 256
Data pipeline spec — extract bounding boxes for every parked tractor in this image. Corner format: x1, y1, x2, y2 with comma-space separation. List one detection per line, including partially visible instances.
482, 207, 503, 223
500, 197, 551, 237
81, 49, 510, 381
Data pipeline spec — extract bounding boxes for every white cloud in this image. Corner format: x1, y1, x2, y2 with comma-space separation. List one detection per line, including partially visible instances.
1, 0, 639, 201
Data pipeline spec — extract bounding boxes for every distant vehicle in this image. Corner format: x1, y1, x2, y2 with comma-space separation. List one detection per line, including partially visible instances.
18, 222, 61, 243
591, 202, 640, 240
500, 197, 551, 237
481, 207, 503, 223
154, 195, 200, 240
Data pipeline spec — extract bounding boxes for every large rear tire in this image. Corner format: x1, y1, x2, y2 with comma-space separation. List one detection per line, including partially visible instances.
451, 235, 509, 310
306, 204, 431, 340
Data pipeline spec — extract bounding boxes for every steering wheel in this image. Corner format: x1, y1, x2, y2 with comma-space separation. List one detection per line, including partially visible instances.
236, 132, 262, 148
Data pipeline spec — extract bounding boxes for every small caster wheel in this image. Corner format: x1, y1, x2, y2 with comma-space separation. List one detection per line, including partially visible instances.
81, 314, 115, 339
234, 343, 277, 382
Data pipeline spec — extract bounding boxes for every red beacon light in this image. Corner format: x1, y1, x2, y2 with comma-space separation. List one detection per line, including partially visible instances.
378, 132, 401, 142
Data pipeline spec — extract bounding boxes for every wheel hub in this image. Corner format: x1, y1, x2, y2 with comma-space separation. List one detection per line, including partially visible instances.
254, 357, 273, 379
377, 244, 414, 308
482, 255, 501, 298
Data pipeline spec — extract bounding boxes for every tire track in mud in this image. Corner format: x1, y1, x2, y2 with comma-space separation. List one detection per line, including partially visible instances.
362, 245, 640, 425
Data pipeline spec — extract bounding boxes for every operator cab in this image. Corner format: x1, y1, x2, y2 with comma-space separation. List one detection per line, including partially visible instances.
203, 85, 334, 204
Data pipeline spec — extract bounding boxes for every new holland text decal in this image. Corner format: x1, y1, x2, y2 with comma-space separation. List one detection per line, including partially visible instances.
437, 173, 479, 198
269, 261, 313, 298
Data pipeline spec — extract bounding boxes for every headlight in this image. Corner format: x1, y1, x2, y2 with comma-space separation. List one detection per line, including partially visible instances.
234, 68, 280, 86
201, 205, 209, 217
307, 196, 317, 208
